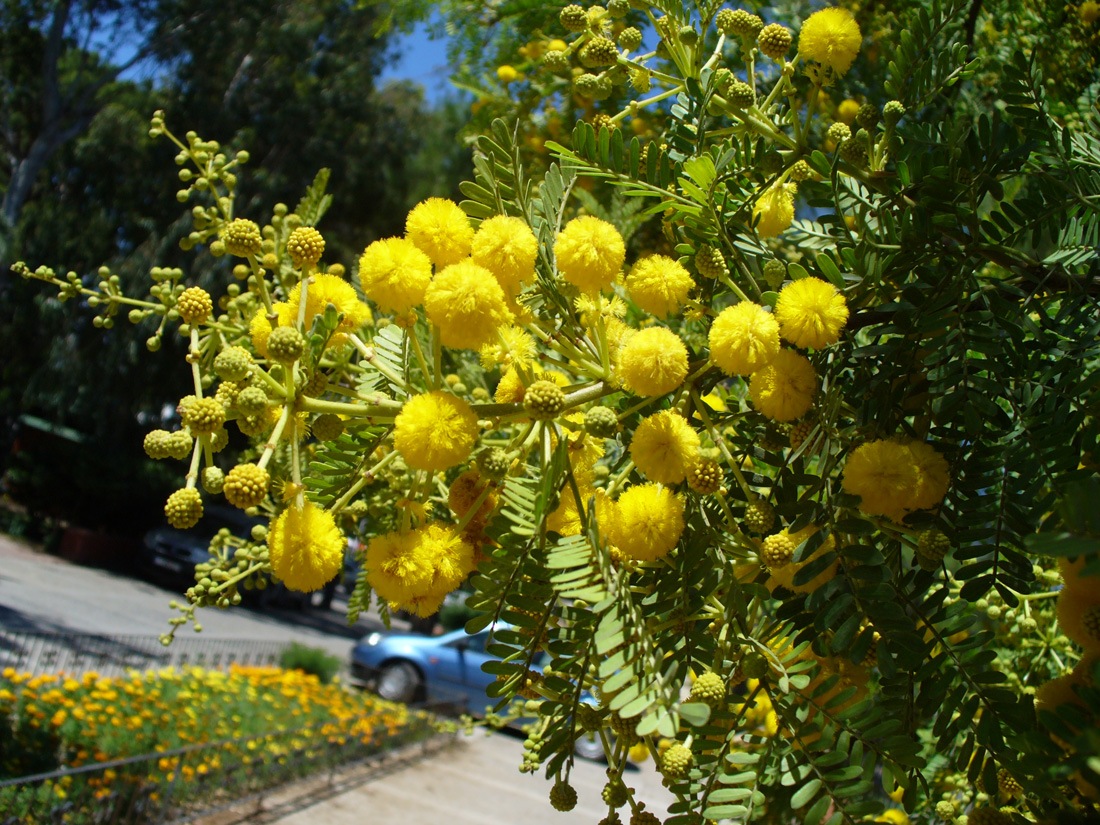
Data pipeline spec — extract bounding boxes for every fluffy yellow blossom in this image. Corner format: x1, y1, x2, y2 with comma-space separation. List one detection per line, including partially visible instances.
618, 327, 688, 397
606, 483, 685, 562
288, 273, 372, 336
554, 216, 626, 293
497, 64, 518, 83
448, 469, 499, 529
766, 531, 838, 594
798, 7, 862, 75
630, 409, 701, 484
1081, 1, 1100, 23
393, 391, 479, 472
267, 500, 345, 592
357, 237, 433, 313
753, 183, 797, 238
424, 260, 514, 350
837, 98, 860, 124
775, 277, 849, 349
405, 198, 474, 269
748, 349, 818, 421
471, 215, 538, 296
413, 522, 477, 601
249, 302, 294, 358
841, 440, 921, 522
480, 325, 538, 370
1057, 584, 1100, 653
364, 530, 434, 606
907, 441, 950, 510
709, 302, 780, 376
626, 254, 694, 317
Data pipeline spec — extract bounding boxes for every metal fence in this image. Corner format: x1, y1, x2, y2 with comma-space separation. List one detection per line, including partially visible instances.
0, 712, 446, 824
0, 631, 289, 678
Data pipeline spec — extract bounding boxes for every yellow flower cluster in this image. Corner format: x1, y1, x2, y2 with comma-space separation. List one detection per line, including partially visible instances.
841, 439, 950, 522
0, 664, 421, 797
364, 522, 478, 616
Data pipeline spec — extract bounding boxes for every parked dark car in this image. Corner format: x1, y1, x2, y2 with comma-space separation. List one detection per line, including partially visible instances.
349, 626, 606, 760
139, 506, 340, 609
139, 505, 261, 591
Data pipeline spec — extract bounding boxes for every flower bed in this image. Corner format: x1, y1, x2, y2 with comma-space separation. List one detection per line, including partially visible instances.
0, 665, 432, 820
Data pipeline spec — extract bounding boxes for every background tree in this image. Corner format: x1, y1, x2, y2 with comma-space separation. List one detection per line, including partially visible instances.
0, 0, 471, 534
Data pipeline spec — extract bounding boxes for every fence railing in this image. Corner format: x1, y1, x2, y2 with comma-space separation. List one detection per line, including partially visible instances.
0, 631, 289, 678
0, 711, 447, 824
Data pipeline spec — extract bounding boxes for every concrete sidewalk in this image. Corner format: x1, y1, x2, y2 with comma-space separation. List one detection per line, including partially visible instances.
204, 730, 675, 825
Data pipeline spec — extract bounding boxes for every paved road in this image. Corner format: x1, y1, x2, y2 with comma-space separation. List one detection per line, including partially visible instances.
233, 729, 674, 825
0, 533, 383, 661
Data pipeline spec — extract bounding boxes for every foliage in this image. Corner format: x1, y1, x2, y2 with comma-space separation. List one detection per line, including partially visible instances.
279, 642, 344, 684
12, 0, 1100, 823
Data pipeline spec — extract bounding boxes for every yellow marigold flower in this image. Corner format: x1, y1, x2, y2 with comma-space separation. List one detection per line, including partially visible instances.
267, 500, 345, 592
405, 198, 474, 269
364, 530, 434, 606
841, 439, 921, 522
775, 277, 849, 349
289, 273, 372, 336
752, 183, 797, 238
837, 98, 860, 124
357, 237, 433, 314
748, 349, 817, 422
798, 7, 862, 76
907, 441, 950, 510
479, 325, 537, 370
618, 327, 688, 397
630, 409, 701, 484
554, 216, 625, 294
606, 483, 685, 562
709, 302, 780, 376
424, 260, 513, 350
472, 215, 538, 296
1057, 584, 1100, 654
249, 302, 294, 358
626, 254, 694, 317
393, 391, 479, 472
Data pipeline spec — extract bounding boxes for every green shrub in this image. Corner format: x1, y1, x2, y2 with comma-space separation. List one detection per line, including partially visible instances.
279, 643, 342, 684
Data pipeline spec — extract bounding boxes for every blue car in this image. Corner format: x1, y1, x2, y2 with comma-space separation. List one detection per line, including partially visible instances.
349, 626, 606, 760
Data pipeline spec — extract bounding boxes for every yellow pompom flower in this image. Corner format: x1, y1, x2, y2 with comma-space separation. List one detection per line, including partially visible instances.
357, 237, 433, 313
798, 7, 862, 76
618, 327, 689, 397
606, 483, 685, 562
748, 349, 818, 422
471, 215, 538, 296
480, 325, 537, 370
630, 409, 701, 484
626, 254, 694, 317
837, 98, 860, 124
1081, 1, 1100, 24
405, 198, 475, 269
841, 440, 921, 522
775, 277, 849, 349
249, 302, 294, 358
267, 500, 346, 592
497, 64, 519, 83
288, 273, 372, 337
424, 260, 514, 350
364, 529, 435, 606
752, 183, 797, 238
554, 215, 626, 294
1057, 585, 1100, 654
709, 302, 780, 376
393, 391, 479, 472
414, 522, 477, 599
907, 441, 950, 510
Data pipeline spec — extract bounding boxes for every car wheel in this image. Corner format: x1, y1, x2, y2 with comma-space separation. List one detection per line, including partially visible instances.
375, 661, 420, 703
573, 730, 608, 762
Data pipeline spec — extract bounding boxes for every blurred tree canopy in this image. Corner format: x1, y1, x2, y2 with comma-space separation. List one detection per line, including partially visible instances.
0, 0, 471, 530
